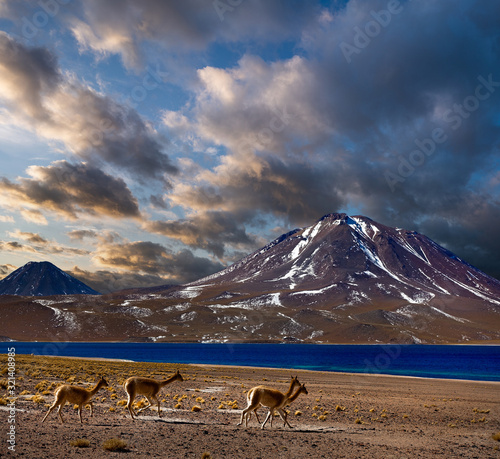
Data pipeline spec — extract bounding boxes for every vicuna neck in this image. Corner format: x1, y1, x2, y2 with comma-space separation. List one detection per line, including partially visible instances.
91, 380, 105, 395
285, 379, 296, 397
160, 374, 177, 386
288, 387, 304, 403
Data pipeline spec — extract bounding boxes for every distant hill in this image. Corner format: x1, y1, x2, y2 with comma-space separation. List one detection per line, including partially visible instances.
0, 261, 100, 296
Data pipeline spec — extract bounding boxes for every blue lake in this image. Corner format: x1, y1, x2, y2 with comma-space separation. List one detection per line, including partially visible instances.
5, 342, 500, 382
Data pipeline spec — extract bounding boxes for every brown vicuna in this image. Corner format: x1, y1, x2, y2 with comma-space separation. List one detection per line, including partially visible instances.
124, 369, 183, 419
245, 376, 301, 426
41, 376, 108, 424
238, 382, 308, 429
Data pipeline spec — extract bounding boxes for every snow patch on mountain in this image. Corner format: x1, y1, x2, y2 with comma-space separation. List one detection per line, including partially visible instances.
289, 285, 337, 296
34, 299, 80, 332
429, 306, 469, 323
399, 291, 435, 304
175, 286, 204, 299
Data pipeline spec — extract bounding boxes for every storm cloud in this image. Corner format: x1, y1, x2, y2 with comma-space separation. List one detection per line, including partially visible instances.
0, 161, 141, 220
93, 240, 224, 282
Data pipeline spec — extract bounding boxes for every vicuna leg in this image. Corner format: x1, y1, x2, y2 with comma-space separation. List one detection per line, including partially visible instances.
41, 401, 60, 424
238, 402, 260, 427
57, 404, 65, 424
126, 391, 137, 419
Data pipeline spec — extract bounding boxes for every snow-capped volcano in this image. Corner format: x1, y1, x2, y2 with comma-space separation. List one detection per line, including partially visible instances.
191, 213, 500, 307
0, 261, 100, 296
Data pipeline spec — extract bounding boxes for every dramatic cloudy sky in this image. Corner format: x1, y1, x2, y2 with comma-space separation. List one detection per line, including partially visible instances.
0, 0, 499, 293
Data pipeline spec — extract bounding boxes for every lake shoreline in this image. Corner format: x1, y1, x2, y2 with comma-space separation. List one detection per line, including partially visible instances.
6, 342, 500, 382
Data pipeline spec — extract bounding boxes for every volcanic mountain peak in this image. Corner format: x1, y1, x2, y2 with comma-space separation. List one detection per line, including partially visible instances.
191, 212, 500, 307
0, 261, 100, 296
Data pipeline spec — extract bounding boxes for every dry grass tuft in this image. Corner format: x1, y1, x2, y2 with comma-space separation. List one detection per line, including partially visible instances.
70, 438, 90, 448
473, 408, 490, 414
492, 432, 500, 442
191, 405, 202, 412
30, 394, 45, 404
134, 399, 148, 410
102, 438, 127, 452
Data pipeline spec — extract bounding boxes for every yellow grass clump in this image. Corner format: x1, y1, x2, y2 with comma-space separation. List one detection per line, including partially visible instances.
473, 408, 490, 414
102, 438, 127, 452
30, 394, 45, 404
70, 438, 90, 448
134, 399, 148, 410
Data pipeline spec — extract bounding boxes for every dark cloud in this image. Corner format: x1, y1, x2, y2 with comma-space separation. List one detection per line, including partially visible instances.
10, 231, 48, 245
0, 161, 140, 219
0, 264, 16, 278
0, 31, 60, 119
0, 233, 90, 257
0, 241, 35, 252
144, 211, 257, 259
69, 266, 172, 294
67, 230, 98, 241
94, 240, 224, 282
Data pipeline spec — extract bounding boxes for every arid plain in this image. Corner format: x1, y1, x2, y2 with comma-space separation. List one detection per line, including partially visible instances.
1, 354, 499, 458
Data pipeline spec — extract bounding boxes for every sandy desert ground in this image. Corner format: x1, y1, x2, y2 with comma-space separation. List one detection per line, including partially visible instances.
1, 354, 499, 458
